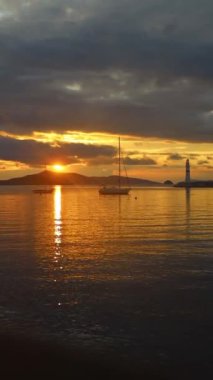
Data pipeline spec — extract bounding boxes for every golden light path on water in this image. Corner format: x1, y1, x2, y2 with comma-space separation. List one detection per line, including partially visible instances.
54, 185, 62, 256
54, 185, 63, 306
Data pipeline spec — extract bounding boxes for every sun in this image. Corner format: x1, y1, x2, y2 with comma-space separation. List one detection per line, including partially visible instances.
52, 164, 64, 172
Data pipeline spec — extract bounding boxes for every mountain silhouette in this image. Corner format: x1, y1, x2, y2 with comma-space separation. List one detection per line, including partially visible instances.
0, 170, 163, 187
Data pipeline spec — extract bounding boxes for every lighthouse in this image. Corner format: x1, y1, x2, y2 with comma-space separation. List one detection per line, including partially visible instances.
185, 159, 190, 187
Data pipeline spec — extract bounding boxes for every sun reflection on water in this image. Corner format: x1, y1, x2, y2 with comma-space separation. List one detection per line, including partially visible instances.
54, 185, 62, 253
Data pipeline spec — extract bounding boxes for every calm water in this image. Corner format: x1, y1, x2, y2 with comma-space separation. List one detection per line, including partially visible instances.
0, 186, 213, 374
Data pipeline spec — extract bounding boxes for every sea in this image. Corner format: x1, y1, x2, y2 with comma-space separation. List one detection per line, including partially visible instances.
0, 186, 213, 377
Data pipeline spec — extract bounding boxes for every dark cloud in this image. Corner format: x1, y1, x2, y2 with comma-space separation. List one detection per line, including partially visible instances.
123, 156, 157, 165
168, 153, 185, 161
88, 154, 157, 166
87, 156, 114, 166
189, 154, 200, 159
197, 160, 209, 165
0, 136, 116, 166
0, 0, 213, 142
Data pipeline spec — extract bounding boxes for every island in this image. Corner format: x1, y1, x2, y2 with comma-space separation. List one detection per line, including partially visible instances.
0, 170, 165, 187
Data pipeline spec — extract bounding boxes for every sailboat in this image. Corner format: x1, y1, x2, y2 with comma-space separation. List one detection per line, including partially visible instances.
32, 188, 53, 194
99, 137, 131, 195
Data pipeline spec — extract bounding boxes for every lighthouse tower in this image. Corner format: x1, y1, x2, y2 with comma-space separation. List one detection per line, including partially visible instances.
185, 159, 190, 187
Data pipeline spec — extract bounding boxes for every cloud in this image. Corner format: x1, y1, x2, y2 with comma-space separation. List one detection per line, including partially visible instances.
87, 156, 114, 166
0, 1, 213, 142
123, 156, 157, 165
0, 136, 116, 166
197, 160, 209, 165
168, 153, 185, 161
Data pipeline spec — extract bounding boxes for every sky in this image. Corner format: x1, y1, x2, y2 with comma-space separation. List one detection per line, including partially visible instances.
0, 0, 213, 182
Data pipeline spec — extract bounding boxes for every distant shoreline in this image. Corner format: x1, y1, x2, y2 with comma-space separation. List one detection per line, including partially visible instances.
1, 183, 213, 189
175, 181, 213, 188
0, 170, 212, 187
0, 170, 164, 187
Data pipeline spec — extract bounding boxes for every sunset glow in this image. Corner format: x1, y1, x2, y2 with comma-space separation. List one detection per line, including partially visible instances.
0, 0, 213, 184
52, 164, 65, 172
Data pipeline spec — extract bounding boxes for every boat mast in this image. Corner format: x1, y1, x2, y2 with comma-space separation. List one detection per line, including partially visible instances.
118, 137, 121, 189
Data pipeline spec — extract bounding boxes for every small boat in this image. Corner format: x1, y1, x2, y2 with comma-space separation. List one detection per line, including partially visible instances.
32, 189, 53, 194
99, 137, 131, 195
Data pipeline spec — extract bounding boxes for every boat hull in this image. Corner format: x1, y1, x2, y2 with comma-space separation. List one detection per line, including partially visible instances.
99, 187, 130, 195
32, 189, 53, 194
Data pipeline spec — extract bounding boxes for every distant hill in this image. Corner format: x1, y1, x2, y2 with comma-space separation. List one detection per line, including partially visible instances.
175, 180, 213, 188
164, 180, 173, 186
0, 170, 163, 187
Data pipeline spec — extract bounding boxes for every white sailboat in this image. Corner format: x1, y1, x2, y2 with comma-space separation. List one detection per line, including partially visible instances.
99, 137, 131, 195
